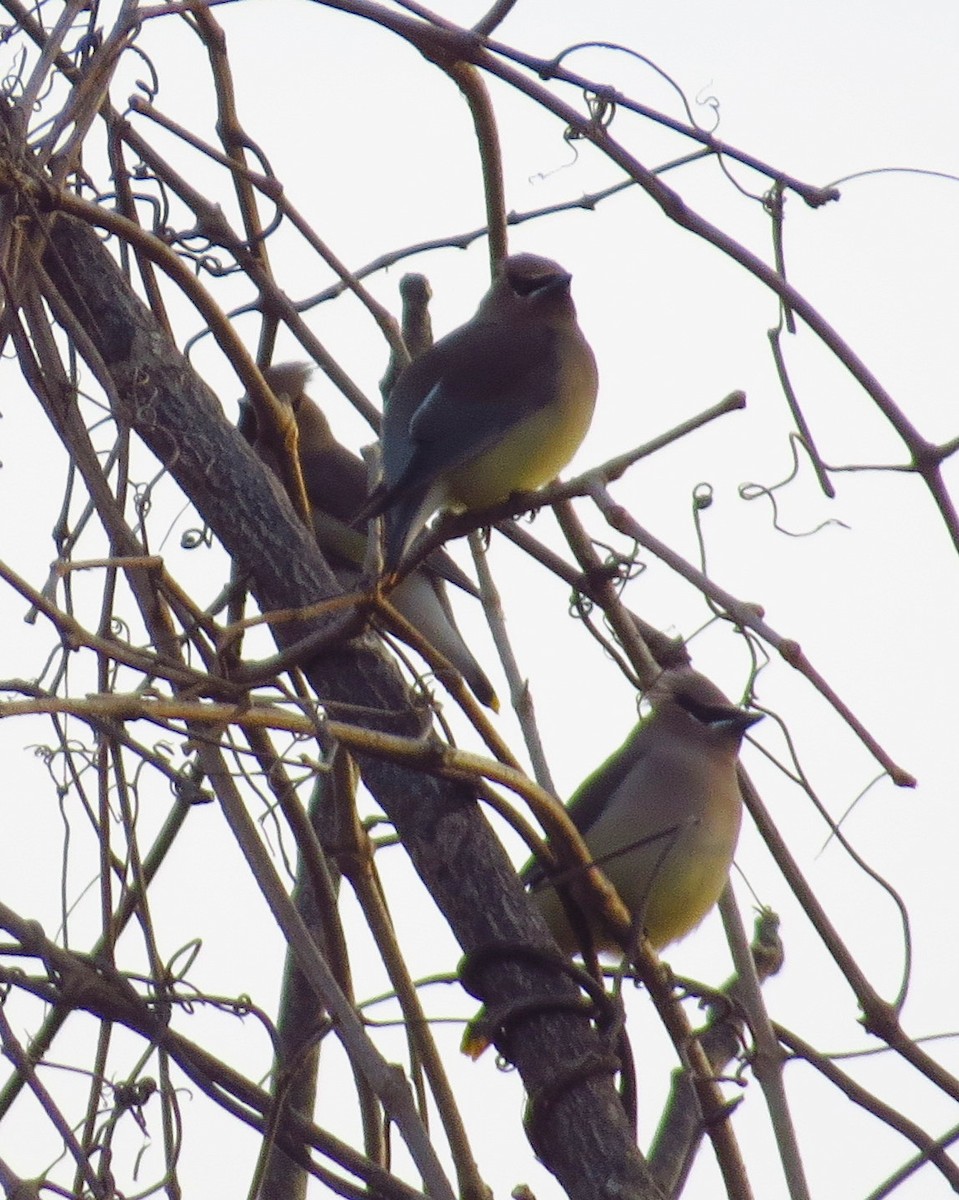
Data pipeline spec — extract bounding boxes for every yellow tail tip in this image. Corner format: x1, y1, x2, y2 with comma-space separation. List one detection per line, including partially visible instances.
459, 1018, 493, 1060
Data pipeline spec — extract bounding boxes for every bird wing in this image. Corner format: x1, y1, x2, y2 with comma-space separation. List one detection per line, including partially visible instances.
299, 435, 367, 523
296, 411, 479, 596
521, 720, 655, 889
389, 570, 497, 709
381, 320, 559, 503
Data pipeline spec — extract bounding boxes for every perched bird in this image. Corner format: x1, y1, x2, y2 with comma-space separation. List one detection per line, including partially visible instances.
357, 253, 598, 574
526, 669, 762, 955
240, 363, 498, 709
459, 669, 760, 1058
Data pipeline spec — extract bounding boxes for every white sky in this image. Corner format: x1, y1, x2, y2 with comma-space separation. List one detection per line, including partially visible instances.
1, 2, 957, 1198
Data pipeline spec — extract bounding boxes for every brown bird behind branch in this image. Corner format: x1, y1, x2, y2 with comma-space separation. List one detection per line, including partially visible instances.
240, 363, 498, 709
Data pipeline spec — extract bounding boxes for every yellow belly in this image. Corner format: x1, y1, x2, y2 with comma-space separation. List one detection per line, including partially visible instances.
638, 852, 732, 950
445, 383, 595, 511
533, 766, 742, 956
534, 847, 732, 956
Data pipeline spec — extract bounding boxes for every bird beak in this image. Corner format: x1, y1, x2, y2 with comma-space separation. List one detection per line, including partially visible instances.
539, 271, 572, 296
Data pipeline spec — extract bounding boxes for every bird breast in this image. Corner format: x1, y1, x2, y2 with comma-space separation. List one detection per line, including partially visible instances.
444, 355, 597, 510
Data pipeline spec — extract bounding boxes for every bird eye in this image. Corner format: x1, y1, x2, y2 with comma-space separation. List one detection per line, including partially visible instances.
674, 694, 740, 726
673, 692, 762, 734
510, 272, 551, 296
508, 268, 571, 299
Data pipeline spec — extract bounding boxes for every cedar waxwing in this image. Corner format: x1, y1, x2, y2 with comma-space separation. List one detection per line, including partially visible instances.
526, 669, 762, 954
240, 363, 498, 709
357, 253, 599, 574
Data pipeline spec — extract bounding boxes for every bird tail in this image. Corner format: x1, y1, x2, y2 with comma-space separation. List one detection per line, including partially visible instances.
391, 572, 498, 710
355, 487, 437, 578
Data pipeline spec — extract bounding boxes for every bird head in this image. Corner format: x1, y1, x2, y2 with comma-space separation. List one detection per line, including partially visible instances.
648, 668, 763, 751
479, 253, 577, 323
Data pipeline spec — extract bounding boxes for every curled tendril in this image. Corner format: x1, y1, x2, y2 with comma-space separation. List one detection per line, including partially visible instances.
243, 196, 284, 250
165, 938, 204, 985
129, 160, 173, 230
568, 589, 594, 621
549, 41, 719, 134
585, 538, 644, 588
559, 87, 616, 159
763, 183, 786, 220
176, 228, 218, 254
568, 591, 641, 690
112, 1077, 156, 1131
690, 482, 714, 591
127, 42, 161, 106
530, 138, 580, 178
98, 188, 167, 232
31, 736, 98, 779
584, 88, 616, 131
133, 481, 154, 524
825, 165, 959, 190
565, 540, 646, 687
30, 742, 57, 767
1, 45, 27, 97
180, 525, 212, 550
740, 477, 850, 538
110, 615, 131, 642
72, 28, 102, 68
739, 436, 851, 537
693, 83, 721, 134
25, 64, 59, 114
190, 251, 241, 279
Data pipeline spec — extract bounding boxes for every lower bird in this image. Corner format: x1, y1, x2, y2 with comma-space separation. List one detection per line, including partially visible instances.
240, 363, 498, 709
460, 669, 760, 1058
527, 668, 762, 954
